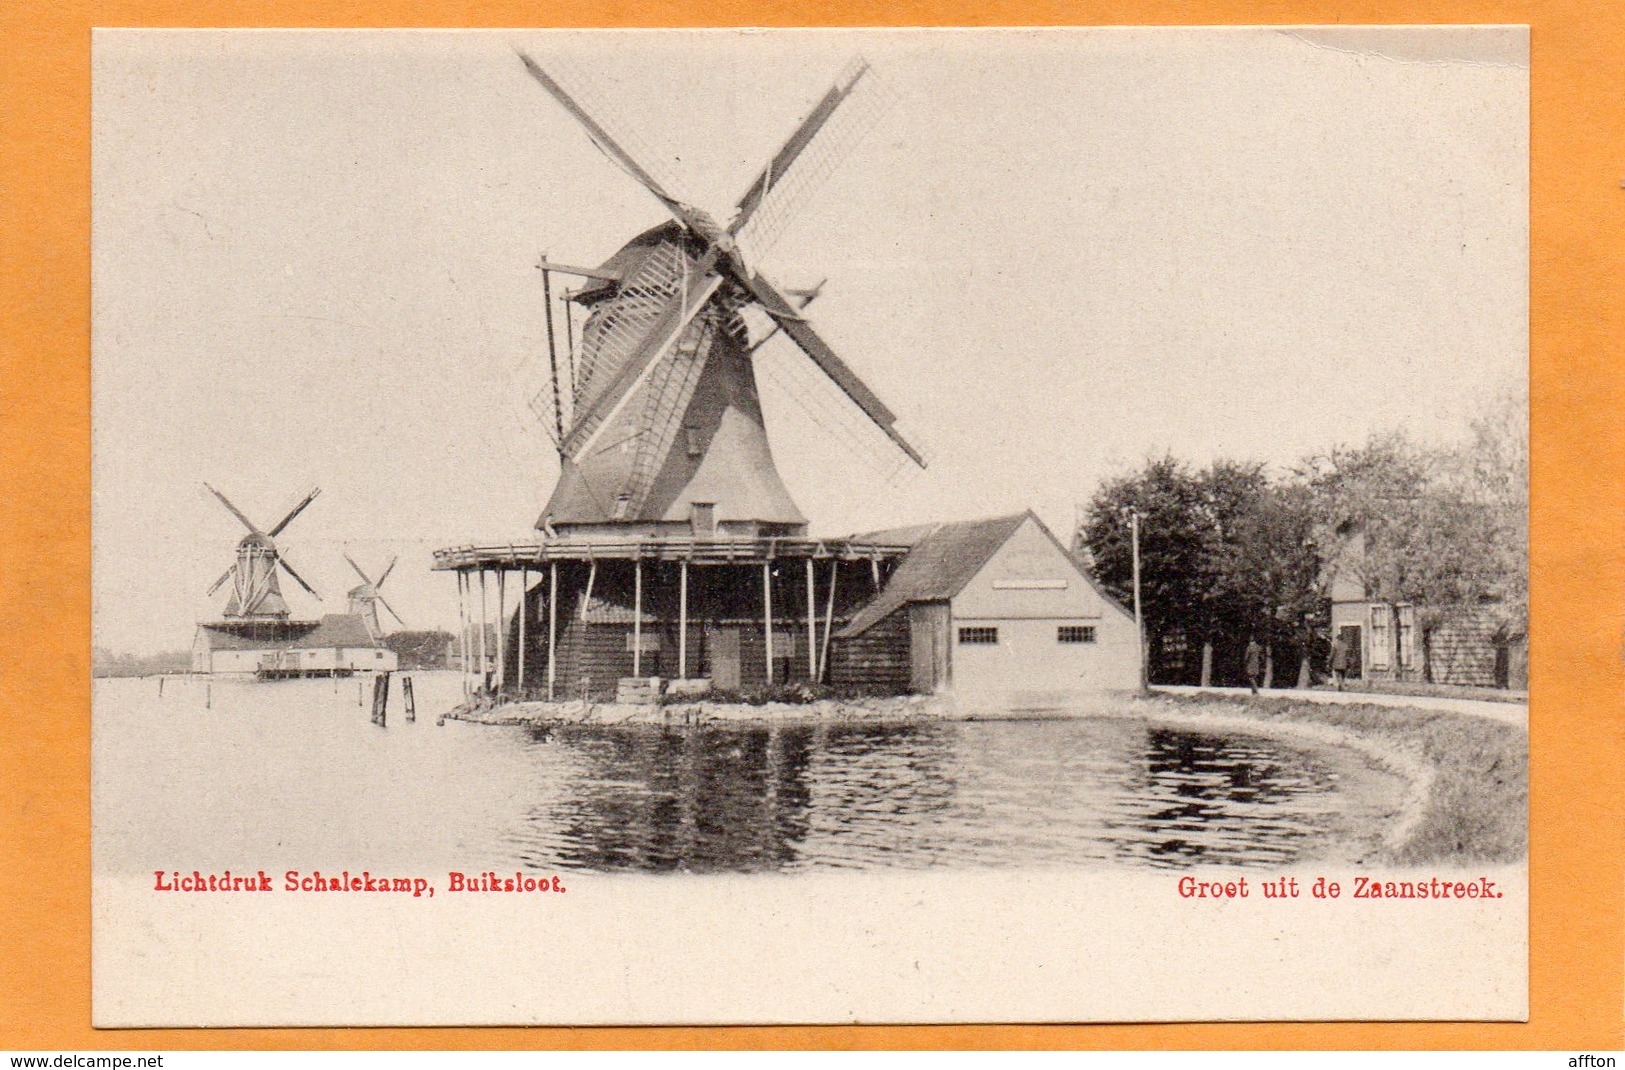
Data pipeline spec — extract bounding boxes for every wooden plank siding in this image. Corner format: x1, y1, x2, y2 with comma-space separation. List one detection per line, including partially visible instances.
827, 610, 911, 694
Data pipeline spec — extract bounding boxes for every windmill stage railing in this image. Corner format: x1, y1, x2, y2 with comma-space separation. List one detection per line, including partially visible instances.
431, 535, 915, 571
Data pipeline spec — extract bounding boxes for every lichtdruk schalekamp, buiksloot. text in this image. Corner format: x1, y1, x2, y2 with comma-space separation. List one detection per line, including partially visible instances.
151, 869, 568, 898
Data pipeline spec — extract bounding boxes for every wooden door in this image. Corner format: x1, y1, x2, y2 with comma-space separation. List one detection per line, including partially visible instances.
1338, 624, 1363, 679
709, 625, 741, 690
908, 602, 951, 693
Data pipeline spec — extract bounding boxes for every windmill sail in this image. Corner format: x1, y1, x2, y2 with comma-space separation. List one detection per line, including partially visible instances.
731, 58, 892, 260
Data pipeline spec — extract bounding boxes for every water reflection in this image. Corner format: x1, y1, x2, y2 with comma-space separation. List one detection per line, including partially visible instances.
500, 719, 1355, 873
94, 677, 1388, 876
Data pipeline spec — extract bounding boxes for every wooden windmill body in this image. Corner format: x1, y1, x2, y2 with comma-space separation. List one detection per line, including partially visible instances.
542, 224, 808, 539
204, 485, 322, 621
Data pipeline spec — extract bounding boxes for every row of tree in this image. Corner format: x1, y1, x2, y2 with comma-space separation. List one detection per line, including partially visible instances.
1078, 390, 1527, 688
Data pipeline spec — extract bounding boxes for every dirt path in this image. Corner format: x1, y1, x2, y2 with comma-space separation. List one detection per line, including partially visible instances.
1155, 684, 1527, 728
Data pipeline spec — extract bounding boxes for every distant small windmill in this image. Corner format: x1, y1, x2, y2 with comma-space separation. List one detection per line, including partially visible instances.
203, 484, 322, 619
344, 553, 406, 639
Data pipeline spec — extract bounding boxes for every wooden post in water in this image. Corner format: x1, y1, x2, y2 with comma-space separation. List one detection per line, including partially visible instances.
158, 676, 165, 697
371, 671, 390, 727
763, 561, 774, 685
205, 681, 212, 709
402, 675, 415, 723
678, 559, 689, 680
358, 679, 364, 706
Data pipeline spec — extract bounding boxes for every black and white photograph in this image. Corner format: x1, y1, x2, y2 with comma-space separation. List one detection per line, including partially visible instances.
91, 27, 1528, 1026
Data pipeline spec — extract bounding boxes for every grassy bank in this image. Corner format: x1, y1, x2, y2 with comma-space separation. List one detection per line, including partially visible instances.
1150, 693, 1527, 865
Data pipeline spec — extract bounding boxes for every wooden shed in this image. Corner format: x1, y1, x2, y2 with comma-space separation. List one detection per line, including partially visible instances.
834, 512, 1141, 708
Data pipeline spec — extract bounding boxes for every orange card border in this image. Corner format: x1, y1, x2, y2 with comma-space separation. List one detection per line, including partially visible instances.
3, 1, 1618, 1051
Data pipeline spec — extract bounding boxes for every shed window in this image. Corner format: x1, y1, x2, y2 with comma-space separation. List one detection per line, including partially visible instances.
1396, 604, 1415, 669
1057, 625, 1096, 644
1369, 604, 1392, 669
958, 626, 998, 645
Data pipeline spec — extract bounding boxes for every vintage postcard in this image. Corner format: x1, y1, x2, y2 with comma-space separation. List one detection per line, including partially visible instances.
90, 26, 1528, 1026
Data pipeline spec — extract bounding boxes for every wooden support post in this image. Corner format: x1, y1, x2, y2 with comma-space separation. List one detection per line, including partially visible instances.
678, 559, 689, 680
805, 557, 817, 681
496, 569, 507, 697
871, 555, 881, 588
403, 675, 415, 723
763, 561, 774, 685
371, 671, 390, 727
478, 569, 490, 694
517, 568, 528, 699
581, 560, 596, 621
456, 570, 469, 698
633, 558, 643, 679
547, 561, 558, 701
821, 558, 838, 684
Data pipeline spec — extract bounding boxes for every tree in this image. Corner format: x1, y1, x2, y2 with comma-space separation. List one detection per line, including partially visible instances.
1080, 457, 1210, 683
1211, 481, 1325, 687
1081, 457, 1318, 686
1452, 385, 1529, 638
383, 630, 458, 670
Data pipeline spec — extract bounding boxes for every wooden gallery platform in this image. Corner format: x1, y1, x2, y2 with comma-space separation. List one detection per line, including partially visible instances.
431, 536, 915, 703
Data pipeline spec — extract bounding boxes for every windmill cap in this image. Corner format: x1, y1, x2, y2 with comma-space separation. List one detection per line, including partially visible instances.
237, 532, 275, 549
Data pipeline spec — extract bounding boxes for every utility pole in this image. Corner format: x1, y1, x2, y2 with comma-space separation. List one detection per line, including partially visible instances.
1129, 507, 1147, 692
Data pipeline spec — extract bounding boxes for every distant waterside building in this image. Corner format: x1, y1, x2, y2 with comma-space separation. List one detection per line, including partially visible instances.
191, 614, 398, 679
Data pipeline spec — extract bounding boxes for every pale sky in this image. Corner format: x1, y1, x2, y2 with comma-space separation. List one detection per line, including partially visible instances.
92, 27, 1528, 654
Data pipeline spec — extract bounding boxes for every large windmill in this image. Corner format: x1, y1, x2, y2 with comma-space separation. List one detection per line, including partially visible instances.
203, 484, 322, 619
434, 55, 941, 704
344, 553, 406, 639
520, 53, 925, 538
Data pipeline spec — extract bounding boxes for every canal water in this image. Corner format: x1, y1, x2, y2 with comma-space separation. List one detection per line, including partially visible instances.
94, 673, 1401, 875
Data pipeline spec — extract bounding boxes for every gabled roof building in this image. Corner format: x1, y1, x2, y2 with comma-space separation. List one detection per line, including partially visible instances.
191, 613, 398, 679
832, 512, 1140, 708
